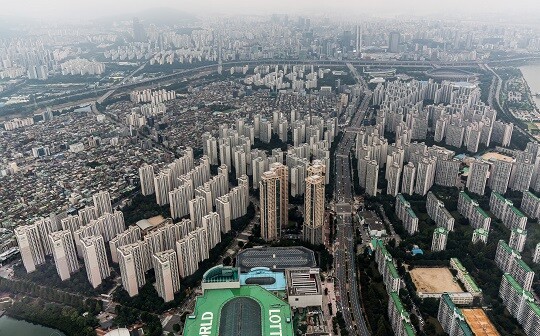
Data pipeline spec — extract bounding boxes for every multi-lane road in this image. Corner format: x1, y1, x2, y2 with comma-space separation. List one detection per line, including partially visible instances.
333, 79, 372, 335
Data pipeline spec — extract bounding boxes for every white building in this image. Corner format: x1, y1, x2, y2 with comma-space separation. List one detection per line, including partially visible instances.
15, 224, 46, 273
49, 230, 80, 281
80, 235, 110, 288
153, 250, 181, 302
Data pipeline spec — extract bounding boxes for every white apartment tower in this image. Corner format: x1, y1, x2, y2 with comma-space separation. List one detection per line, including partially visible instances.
117, 243, 148, 297
15, 224, 46, 273
303, 175, 325, 245
80, 235, 110, 288
489, 160, 512, 194
49, 230, 80, 281
467, 160, 489, 195
432, 227, 449, 252
401, 162, 416, 195
93, 191, 113, 217
153, 250, 181, 302
139, 164, 155, 196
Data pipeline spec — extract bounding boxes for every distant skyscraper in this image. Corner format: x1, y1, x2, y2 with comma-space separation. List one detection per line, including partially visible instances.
80, 235, 110, 289
133, 18, 145, 42
388, 31, 400, 53
303, 175, 325, 245
49, 230, 79, 281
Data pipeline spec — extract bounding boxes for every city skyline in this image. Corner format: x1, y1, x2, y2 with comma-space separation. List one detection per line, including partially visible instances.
2, 0, 540, 21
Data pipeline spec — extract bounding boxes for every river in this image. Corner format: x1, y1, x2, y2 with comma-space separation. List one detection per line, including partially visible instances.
0, 315, 65, 336
519, 63, 540, 108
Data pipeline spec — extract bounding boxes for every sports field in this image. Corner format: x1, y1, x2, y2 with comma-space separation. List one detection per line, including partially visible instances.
462, 309, 500, 336
481, 152, 513, 163
410, 267, 463, 293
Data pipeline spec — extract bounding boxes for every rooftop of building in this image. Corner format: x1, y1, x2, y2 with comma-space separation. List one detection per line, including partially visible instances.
183, 285, 294, 336
510, 206, 526, 218
285, 268, 321, 297
236, 246, 316, 272
475, 206, 490, 219
474, 228, 489, 236
239, 267, 287, 291
203, 265, 240, 283
434, 227, 449, 235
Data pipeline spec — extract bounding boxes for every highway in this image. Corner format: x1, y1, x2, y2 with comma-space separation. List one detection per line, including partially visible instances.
333, 76, 372, 335
13, 54, 539, 121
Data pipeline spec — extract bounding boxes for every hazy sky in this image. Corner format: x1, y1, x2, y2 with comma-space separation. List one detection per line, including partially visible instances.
3, 0, 540, 20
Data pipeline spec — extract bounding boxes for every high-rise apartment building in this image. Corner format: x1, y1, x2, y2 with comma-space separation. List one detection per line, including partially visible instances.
395, 194, 419, 235
189, 196, 208, 230
509, 228, 527, 253
80, 235, 110, 288
154, 169, 173, 206
401, 162, 416, 195
303, 175, 325, 245
117, 242, 148, 297
432, 227, 449, 252
365, 160, 379, 196
15, 224, 46, 273
414, 157, 436, 196
139, 164, 155, 196
93, 191, 113, 217
489, 160, 512, 194
260, 163, 289, 241
49, 230, 79, 281
153, 250, 181, 302
466, 160, 489, 195
437, 294, 474, 336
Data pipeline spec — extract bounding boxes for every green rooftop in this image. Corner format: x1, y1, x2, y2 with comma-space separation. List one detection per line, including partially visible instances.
510, 206, 526, 218
387, 262, 400, 279
183, 285, 294, 336
460, 191, 474, 202
463, 274, 481, 293
504, 273, 525, 293
457, 319, 474, 336
406, 207, 418, 219
515, 258, 533, 273
527, 300, 540, 317
525, 191, 540, 201
475, 206, 490, 219
474, 228, 489, 236
390, 292, 406, 314
451, 258, 467, 272
434, 227, 449, 235
403, 322, 416, 336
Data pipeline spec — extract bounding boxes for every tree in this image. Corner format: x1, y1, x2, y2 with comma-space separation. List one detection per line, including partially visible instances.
173, 323, 181, 332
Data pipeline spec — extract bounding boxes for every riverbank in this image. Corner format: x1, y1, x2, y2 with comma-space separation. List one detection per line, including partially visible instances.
0, 315, 66, 336
518, 68, 540, 115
